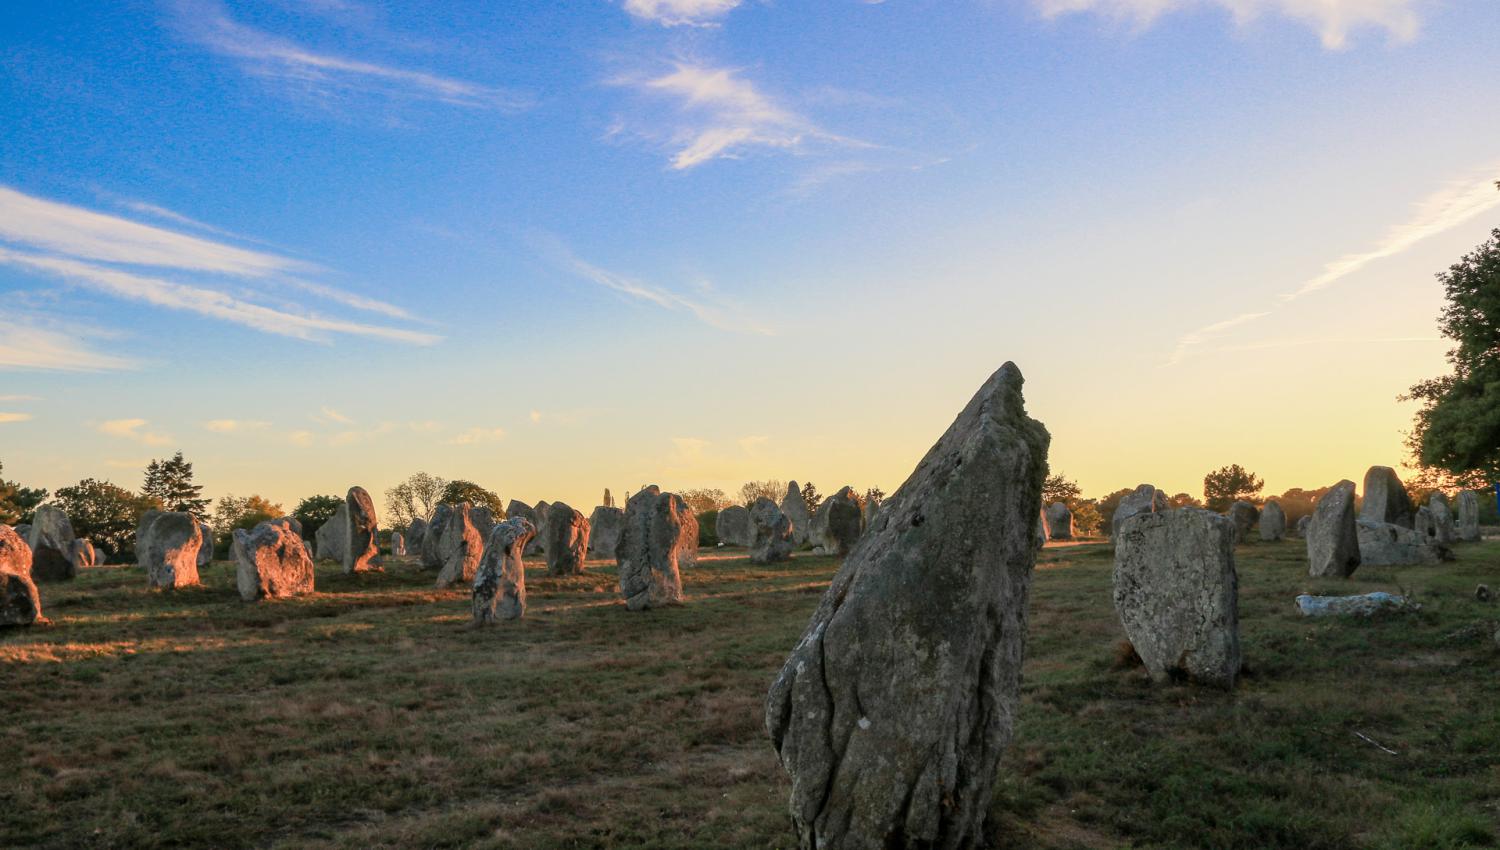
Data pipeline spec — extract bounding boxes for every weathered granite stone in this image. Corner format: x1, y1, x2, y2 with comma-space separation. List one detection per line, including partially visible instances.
781, 480, 812, 547
1044, 502, 1073, 541
602, 488, 615, 509
420, 504, 451, 568
812, 486, 863, 556
1227, 501, 1259, 545
862, 499, 882, 532
436, 503, 484, 588
235, 520, 315, 601
407, 517, 429, 553
1114, 508, 1240, 688
588, 505, 625, 558
749, 497, 794, 565
470, 506, 497, 541
1296, 515, 1313, 538
1259, 501, 1286, 542
1111, 484, 1167, 543
1360, 465, 1415, 529
1307, 480, 1361, 578
26, 505, 77, 582
343, 486, 379, 574
1036, 508, 1049, 548
1296, 592, 1417, 617
533, 500, 552, 554
1457, 490, 1482, 543
68, 538, 96, 570
473, 518, 534, 624
1426, 493, 1456, 546
315, 502, 348, 563
508, 500, 542, 556
0, 525, 42, 627
1357, 520, 1449, 566
715, 505, 754, 547
617, 486, 697, 610
545, 502, 590, 576
13, 524, 30, 544
197, 521, 214, 567
766, 362, 1049, 850
390, 532, 406, 557
1414, 505, 1434, 539
140, 511, 202, 589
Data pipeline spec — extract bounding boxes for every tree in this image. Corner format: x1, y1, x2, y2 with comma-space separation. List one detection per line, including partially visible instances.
801, 482, 821, 515
1094, 488, 1136, 530
863, 487, 886, 506
440, 480, 504, 516
141, 452, 209, 518
679, 488, 730, 513
51, 478, 157, 562
1203, 464, 1263, 513
737, 479, 785, 506
292, 495, 343, 541
1405, 227, 1500, 482
0, 461, 48, 526
1041, 473, 1082, 505
1166, 492, 1202, 509
385, 472, 448, 529
212, 494, 284, 534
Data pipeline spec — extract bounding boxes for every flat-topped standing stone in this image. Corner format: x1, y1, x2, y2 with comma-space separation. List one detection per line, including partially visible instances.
1226, 501, 1259, 545
315, 502, 348, 563
766, 362, 1049, 850
140, 512, 202, 589
1114, 508, 1240, 688
1045, 501, 1073, 540
1307, 480, 1361, 578
1111, 485, 1167, 543
1259, 501, 1286, 542
617, 486, 697, 611
26, 505, 77, 582
781, 480, 812, 547
420, 504, 451, 568
235, 519, 315, 601
545, 502, 590, 576
473, 518, 535, 624
1457, 490, 1482, 543
749, 497, 794, 565
390, 532, 406, 557
1426, 494, 1456, 546
197, 521, 214, 567
1360, 465, 1415, 529
0, 525, 42, 626
343, 486, 380, 574
813, 486, 863, 556
588, 505, 624, 558
435, 503, 484, 588
1357, 520, 1449, 566
715, 505, 754, 547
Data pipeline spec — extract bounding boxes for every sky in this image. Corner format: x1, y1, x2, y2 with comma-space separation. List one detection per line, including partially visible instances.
2, 0, 1498, 517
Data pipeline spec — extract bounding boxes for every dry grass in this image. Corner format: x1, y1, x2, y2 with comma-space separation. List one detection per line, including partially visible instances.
2, 540, 1498, 848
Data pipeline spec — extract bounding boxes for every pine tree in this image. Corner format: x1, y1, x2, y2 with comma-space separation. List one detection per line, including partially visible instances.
141, 452, 209, 518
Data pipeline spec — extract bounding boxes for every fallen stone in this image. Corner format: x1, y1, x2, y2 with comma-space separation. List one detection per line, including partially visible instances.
1044, 501, 1073, 541
435, 503, 484, 588
617, 486, 697, 611
765, 362, 1049, 849
1259, 500, 1286, 542
1296, 592, 1417, 617
0, 525, 42, 626
1227, 501, 1259, 544
781, 480, 812, 547
1360, 465, 1415, 529
588, 505, 625, 559
1307, 480, 1361, 578
343, 486, 380, 574
473, 518, 534, 624
715, 505, 754, 547
1113, 508, 1240, 688
235, 519, 315, 601
1111, 484, 1167, 543
26, 505, 77, 582
749, 497, 794, 565
140, 512, 203, 589
1357, 520, 1450, 566
545, 502, 590, 576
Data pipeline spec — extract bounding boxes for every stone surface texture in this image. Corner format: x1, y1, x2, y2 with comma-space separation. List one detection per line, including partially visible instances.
617, 486, 697, 611
1307, 481, 1361, 578
545, 501, 590, 576
473, 518, 534, 624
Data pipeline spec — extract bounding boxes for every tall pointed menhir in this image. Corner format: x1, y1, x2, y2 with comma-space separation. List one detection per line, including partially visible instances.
765, 362, 1049, 849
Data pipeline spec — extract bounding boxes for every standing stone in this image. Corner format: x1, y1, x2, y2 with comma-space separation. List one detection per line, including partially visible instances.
67, 538, 96, 570
1226, 501, 1259, 544
197, 521, 214, 567
617, 486, 697, 610
0, 525, 42, 627
235, 519, 315, 601
1044, 502, 1073, 541
26, 505, 77, 582
407, 517, 429, 553
1307, 480, 1361, 578
533, 500, 553, 554
1360, 465, 1415, 529
1426, 493, 1456, 546
862, 499, 882, 533
1414, 505, 1435, 540
812, 487, 863, 556
1110, 484, 1167, 543
420, 504, 451, 568
766, 362, 1049, 850
315, 502, 348, 563
602, 488, 616, 509
508, 500, 543, 556
470, 505, 497, 541
436, 503, 484, 588
715, 505, 754, 547
1357, 520, 1449, 566
343, 486, 379, 574
545, 502, 591, 576
13, 524, 30, 544
473, 518, 534, 624
390, 532, 406, 557
1295, 515, 1313, 537
781, 480, 812, 547
1259, 501, 1287, 542
588, 505, 625, 559
1457, 490, 1482, 543
140, 512, 203, 589
1036, 508, 1049, 548
749, 497, 794, 565
1114, 508, 1240, 688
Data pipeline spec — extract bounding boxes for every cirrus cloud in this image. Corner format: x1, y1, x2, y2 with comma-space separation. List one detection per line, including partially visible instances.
1033, 0, 1424, 49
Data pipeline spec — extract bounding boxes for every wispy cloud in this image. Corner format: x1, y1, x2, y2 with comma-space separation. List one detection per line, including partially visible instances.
447, 427, 506, 445
0, 395, 39, 401
616, 63, 867, 170
0, 413, 32, 424
1033, 0, 1423, 49
318, 406, 355, 424
171, 0, 530, 111
534, 233, 774, 336
0, 318, 138, 372
623, 0, 742, 27
203, 419, 271, 433
1163, 311, 1269, 366
98, 418, 172, 446
288, 430, 315, 447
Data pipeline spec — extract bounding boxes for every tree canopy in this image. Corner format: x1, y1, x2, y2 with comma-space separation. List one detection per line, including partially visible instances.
0, 461, 48, 526
292, 495, 343, 540
1203, 465, 1264, 513
212, 494, 284, 534
385, 472, 448, 529
440, 480, 504, 516
737, 479, 785, 506
141, 452, 209, 518
52, 478, 157, 561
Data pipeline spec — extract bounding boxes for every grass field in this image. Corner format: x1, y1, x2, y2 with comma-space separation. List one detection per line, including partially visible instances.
3, 539, 1498, 849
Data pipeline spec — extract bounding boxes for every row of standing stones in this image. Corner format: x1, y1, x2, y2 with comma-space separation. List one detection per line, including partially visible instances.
1, 362, 1492, 849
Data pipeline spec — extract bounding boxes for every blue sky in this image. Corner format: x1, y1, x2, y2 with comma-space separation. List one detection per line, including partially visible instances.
2, 0, 1498, 513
